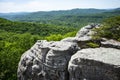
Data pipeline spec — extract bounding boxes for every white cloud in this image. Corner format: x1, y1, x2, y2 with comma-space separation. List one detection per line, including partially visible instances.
0, 0, 76, 13
0, 1, 50, 12
0, 2, 16, 12
0, 0, 120, 13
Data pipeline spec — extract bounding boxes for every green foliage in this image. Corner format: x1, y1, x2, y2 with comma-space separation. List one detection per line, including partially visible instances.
0, 31, 43, 80
63, 31, 77, 38
1, 9, 120, 28
0, 18, 77, 36
93, 16, 120, 41
45, 34, 63, 41
0, 18, 77, 80
45, 31, 77, 41
18, 9, 120, 28
86, 42, 99, 48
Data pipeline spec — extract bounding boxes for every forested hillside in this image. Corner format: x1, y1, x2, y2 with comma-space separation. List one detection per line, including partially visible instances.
0, 8, 120, 27
0, 18, 76, 36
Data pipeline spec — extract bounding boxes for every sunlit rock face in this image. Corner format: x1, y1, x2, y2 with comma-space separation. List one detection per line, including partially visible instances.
68, 48, 120, 80
17, 40, 79, 80
18, 24, 120, 80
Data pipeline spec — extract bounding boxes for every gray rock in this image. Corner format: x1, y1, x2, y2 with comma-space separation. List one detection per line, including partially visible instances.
68, 47, 120, 80
44, 41, 79, 80
101, 38, 120, 49
61, 24, 101, 48
76, 36, 92, 41
17, 40, 80, 80
17, 40, 53, 80
76, 24, 100, 41
75, 24, 101, 49
61, 37, 78, 42
76, 25, 91, 38
61, 24, 99, 44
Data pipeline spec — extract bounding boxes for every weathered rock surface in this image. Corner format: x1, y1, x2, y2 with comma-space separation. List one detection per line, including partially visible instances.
18, 24, 120, 80
18, 40, 79, 80
68, 48, 120, 80
61, 37, 77, 42
101, 38, 120, 49
76, 24, 100, 41
18, 40, 52, 80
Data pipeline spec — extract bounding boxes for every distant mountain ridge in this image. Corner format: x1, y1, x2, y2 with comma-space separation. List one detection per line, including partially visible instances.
0, 8, 120, 28
0, 8, 118, 20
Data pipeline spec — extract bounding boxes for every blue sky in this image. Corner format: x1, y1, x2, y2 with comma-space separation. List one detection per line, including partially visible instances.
0, 0, 120, 13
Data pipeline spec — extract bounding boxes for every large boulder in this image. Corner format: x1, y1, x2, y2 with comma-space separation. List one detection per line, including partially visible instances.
75, 24, 101, 49
68, 47, 120, 80
17, 40, 79, 80
61, 24, 100, 43
17, 40, 52, 80
76, 24, 100, 41
45, 41, 79, 80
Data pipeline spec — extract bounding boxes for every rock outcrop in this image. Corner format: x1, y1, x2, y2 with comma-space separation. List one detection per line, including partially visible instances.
18, 40, 79, 80
76, 24, 100, 41
18, 24, 120, 80
68, 48, 120, 80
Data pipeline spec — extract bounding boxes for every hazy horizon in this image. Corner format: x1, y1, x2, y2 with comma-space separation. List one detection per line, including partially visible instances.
0, 7, 119, 14
0, 0, 120, 13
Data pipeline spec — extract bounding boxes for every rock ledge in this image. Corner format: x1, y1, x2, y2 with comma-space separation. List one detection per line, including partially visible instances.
18, 24, 120, 80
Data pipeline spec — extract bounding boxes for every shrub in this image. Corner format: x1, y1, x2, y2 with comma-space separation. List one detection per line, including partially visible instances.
93, 16, 120, 41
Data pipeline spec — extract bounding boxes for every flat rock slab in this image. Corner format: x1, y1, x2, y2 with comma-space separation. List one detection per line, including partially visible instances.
68, 47, 120, 80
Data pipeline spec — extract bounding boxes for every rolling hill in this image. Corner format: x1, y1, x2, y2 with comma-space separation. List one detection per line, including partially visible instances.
0, 8, 120, 28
